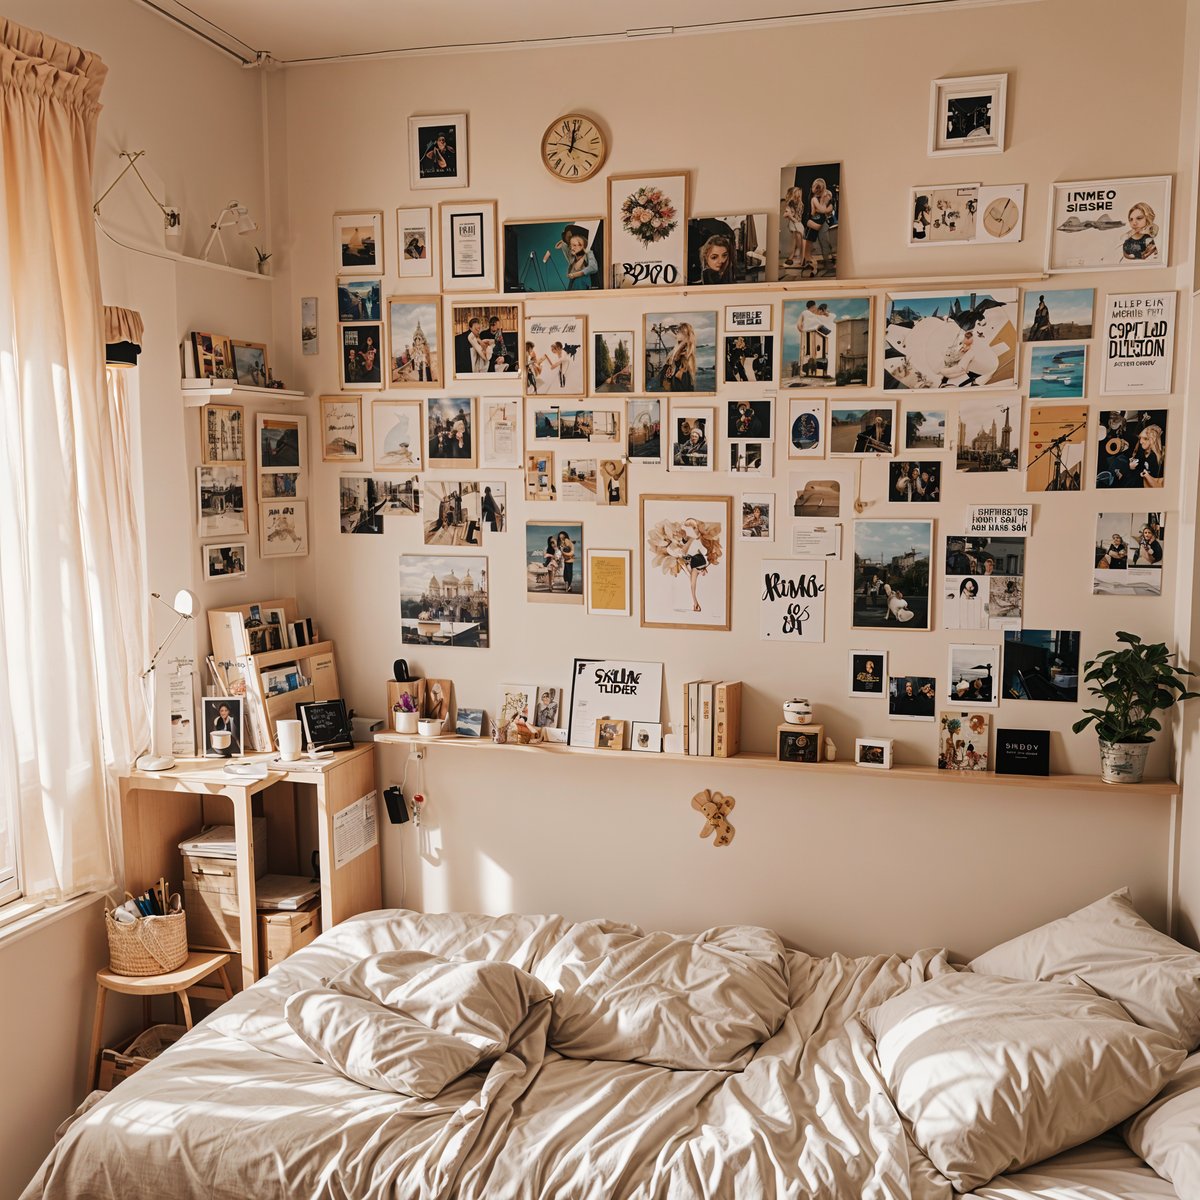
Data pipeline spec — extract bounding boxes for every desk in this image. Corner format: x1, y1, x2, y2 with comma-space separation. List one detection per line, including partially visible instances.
119, 744, 381, 989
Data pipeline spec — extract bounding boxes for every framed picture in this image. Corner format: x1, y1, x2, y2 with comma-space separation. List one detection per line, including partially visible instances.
849, 650, 887, 697
630, 721, 662, 753
729, 439, 772, 477
301, 297, 318, 356
723, 334, 774, 386
339, 322, 384, 388
524, 451, 556, 501
196, 465, 246, 538
938, 711, 991, 771
262, 469, 301, 501
1095, 409, 1167, 489
669, 405, 715, 472
202, 696, 243, 758
525, 314, 587, 397
340, 477, 384, 535
902, 406, 946, 453
387, 296, 442, 388
928, 74, 1007, 155
191, 331, 232, 380
451, 302, 520, 379
597, 458, 628, 507
1046, 176, 1171, 272
566, 657, 664, 749
409, 113, 467, 190
1001, 630, 1081, 702
594, 718, 627, 751
334, 210, 383, 276
644, 310, 717, 394
585, 548, 632, 616
202, 542, 247, 582
888, 675, 937, 721
626, 398, 662, 464
396, 207, 433, 278
503, 218, 603, 293
479, 398, 522, 470
786, 398, 825, 459
947, 643, 1001, 708
780, 297, 871, 388
594, 330, 635, 393
1100, 292, 1176, 396
888, 459, 942, 502
426, 397, 475, 469
257, 413, 305, 474
778, 164, 841, 281
829, 402, 896, 457
560, 457, 597, 501
956, 395, 1021, 472
1093, 511, 1165, 597
855, 738, 893, 769
319, 395, 362, 462
1029, 344, 1086, 400
421, 480, 482, 546
640, 494, 732, 631
687, 213, 768, 285
259, 499, 308, 558
337, 279, 382, 324
456, 709, 485, 738
201, 404, 245, 464
497, 684, 536, 735
607, 171, 688, 289
228, 340, 269, 388
297, 699, 354, 752
1025, 405, 1087, 492
372, 399, 423, 472
440, 200, 498, 292
852, 519, 933, 630
424, 680, 452, 722
398, 555, 490, 649
526, 522, 583, 604
777, 725, 822, 763
1023, 288, 1094, 341
533, 686, 561, 728
740, 493, 774, 541
908, 183, 1024, 246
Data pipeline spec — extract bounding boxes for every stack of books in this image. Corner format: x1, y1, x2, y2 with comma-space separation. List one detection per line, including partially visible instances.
682, 680, 742, 757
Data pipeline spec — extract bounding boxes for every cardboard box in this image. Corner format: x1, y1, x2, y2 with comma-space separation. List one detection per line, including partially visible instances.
259, 901, 320, 974
97, 1024, 185, 1091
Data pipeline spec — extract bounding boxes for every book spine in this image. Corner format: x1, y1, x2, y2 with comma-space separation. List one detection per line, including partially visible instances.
715, 682, 742, 758
687, 682, 699, 756
698, 682, 714, 757
714, 683, 728, 758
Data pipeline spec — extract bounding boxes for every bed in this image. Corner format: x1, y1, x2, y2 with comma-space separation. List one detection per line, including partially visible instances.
22, 893, 1200, 1200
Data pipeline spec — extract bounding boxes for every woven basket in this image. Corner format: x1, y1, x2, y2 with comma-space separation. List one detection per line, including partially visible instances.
105, 901, 188, 976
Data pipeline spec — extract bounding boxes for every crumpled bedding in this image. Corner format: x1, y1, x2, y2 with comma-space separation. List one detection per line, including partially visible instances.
19, 910, 1169, 1200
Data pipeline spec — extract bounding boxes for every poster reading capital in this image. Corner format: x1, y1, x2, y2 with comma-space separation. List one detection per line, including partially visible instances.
1101, 292, 1175, 396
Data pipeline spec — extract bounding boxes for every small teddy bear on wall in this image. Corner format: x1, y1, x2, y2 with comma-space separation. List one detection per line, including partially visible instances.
691, 789, 736, 847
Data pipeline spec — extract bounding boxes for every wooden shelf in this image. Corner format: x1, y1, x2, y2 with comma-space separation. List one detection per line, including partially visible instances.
373, 732, 1178, 796
182, 379, 308, 407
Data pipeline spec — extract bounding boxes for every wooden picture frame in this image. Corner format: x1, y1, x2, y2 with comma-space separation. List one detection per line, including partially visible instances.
387, 295, 443, 388
450, 301, 522, 381
191, 330, 232, 380
439, 200, 498, 292
333, 210, 384, 276
396, 206, 434, 277
640, 493, 732, 631
259, 499, 309, 558
594, 717, 627, 751
502, 217, 604, 294
373, 399, 424, 472
200, 403, 245, 464
409, 113, 468, 190
319, 396, 362, 463
201, 542, 247, 582
339, 322, 384, 390
524, 313, 587, 398
607, 170, 689, 289
426, 396, 476, 469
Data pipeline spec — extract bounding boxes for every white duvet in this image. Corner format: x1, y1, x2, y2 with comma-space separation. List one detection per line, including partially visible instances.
20, 911, 1168, 1200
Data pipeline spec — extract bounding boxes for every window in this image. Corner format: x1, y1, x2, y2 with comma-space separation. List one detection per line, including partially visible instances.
0, 785, 19, 906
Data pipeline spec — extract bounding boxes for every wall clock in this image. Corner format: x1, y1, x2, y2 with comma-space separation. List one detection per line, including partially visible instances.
540, 114, 607, 183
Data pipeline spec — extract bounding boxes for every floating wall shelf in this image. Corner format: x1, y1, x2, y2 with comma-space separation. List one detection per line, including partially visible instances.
181, 379, 308, 407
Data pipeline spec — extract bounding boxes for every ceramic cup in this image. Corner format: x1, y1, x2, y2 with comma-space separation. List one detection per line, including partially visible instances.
394, 711, 419, 734
276, 719, 303, 760
417, 718, 442, 737
209, 729, 232, 755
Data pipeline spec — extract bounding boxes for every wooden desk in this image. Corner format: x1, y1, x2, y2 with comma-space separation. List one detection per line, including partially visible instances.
119, 744, 381, 989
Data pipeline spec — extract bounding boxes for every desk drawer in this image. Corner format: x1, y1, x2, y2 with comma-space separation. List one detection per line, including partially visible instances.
184, 882, 241, 952
259, 902, 320, 973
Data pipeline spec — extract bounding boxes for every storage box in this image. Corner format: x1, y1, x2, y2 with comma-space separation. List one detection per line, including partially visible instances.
97, 1024, 186, 1091
181, 818, 267, 953
259, 900, 321, 974
776, 722, 825, 763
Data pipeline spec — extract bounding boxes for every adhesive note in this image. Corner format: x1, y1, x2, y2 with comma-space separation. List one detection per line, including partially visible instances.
333, 791, 378, 869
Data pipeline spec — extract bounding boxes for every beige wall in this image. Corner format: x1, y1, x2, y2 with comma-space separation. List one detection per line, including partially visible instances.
275, 0, 1195, 954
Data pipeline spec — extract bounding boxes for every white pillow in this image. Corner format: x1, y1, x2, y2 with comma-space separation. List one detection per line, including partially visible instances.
1124, 1051, 1200, 1193
860, 972, 1185, 1192
969, 888, 1200, 1047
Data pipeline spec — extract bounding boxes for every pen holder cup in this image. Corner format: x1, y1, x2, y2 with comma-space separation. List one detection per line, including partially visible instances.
105, 901, 188, 976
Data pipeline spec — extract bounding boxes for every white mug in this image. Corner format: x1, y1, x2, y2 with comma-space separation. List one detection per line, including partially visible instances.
210, 729, 232, 752
276, 719, 303, 760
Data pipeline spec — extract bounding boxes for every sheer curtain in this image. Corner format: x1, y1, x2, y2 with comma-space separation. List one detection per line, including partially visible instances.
0, 20, 147, 902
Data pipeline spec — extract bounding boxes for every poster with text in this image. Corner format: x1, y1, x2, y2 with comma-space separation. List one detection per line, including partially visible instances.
1100, 292, 1175, 396
760, 560, 826, 642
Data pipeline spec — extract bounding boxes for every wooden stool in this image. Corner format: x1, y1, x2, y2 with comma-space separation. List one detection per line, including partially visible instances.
89, 950, 233, 1088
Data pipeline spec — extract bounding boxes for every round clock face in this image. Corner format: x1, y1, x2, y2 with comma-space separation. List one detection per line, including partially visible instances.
983, 196, 1019, 238
541, 114, 607, 183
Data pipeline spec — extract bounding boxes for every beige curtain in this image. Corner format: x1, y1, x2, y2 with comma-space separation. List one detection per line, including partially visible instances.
0, 21, 147, 901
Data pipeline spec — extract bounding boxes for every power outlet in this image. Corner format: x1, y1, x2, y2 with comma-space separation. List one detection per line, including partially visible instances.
164, 207, 182, 237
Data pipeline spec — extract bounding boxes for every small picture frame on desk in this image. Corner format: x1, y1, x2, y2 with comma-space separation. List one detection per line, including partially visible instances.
777, 723, 823, 763
855, 737, 893, 769
296, 699, 354, 751
630, 721, 662, 753
995, 728, 1050, 776
203, 696, 243, 758
594, 718, 627, 751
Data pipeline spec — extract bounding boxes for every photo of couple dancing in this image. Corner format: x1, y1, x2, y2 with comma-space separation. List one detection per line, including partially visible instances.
779, 164, 840, 280
453, 310, 518, 377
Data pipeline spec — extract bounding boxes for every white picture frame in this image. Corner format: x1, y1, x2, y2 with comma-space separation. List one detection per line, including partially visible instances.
259, 499, 309, 559
855, 737, 894, 769
333, 210, 383, 277
439, 200, 498, 292
196, 465, 246, 538
409, 112, 468, 190
479, 398, 523, 470
946, 642, 1001, 709
928, 73, 1007, 156
1045, 176, 1172, 273
396, 206, 434, 278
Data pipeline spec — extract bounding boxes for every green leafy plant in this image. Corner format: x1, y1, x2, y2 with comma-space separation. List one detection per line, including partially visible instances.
1072, 631, 1198, 744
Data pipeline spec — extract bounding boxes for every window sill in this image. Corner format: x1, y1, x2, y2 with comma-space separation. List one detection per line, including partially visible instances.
0, 892, 102, 949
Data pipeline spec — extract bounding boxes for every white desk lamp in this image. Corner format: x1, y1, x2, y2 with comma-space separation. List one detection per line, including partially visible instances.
199, 201, 258, 265
136, 589, 197, 771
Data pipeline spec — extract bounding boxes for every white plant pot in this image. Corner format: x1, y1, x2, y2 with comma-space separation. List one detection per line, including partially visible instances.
393, 711, 418, 734
1098, 739, 1151, 784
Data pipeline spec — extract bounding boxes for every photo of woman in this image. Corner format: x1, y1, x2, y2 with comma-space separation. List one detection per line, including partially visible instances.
523, 315, 586, 397
644, 311, 717, 394
1095, 410, 1167, 489
670, 409, 713, 472
642, 496, 732, 631
779, 163, 841, 281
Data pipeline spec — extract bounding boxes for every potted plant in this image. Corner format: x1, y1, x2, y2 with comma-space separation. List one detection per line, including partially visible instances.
1072, 631, 1197, 783
255, 246, 272, 276
392, 692, 419, 734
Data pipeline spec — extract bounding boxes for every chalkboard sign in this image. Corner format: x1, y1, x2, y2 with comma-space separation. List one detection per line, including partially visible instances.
297, 699, 353, 750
